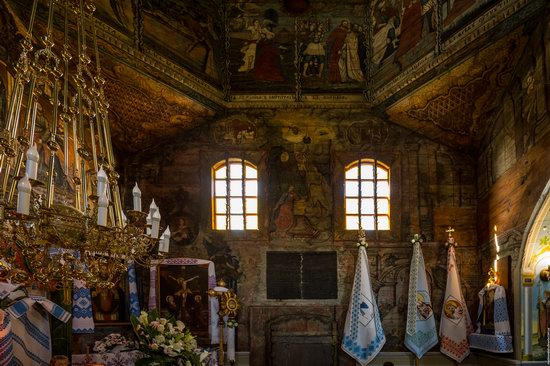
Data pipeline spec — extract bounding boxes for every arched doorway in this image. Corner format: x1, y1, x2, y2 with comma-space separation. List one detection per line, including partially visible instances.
520, 178, 550, 360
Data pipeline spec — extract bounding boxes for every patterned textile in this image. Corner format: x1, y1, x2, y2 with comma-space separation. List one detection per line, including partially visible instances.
128, 261, 141, 317
227, 326, 235, 361
72, 279, 95, 333
439, 243, 473, 363
341, 246, 385, 365
469, 284, 513, 353
72, 349, 219, 366
72, 351, 144, 366
0, 283, 71, 366
0, 310, 13, 365
404, 240, 438, 358
149, 258, 219, 344
469, 334, 513, 353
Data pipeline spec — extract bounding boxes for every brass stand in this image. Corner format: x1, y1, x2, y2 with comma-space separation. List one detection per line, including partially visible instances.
208, 279, 240, 366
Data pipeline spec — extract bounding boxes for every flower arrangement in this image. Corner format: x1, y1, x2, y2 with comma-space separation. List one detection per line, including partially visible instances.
131, 309, 210, 366
93, 333, 135, 353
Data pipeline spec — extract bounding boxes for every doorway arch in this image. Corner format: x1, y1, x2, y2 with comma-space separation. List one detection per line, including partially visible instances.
519, 178, 550, 360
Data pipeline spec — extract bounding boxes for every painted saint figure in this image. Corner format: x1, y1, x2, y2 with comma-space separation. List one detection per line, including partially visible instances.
326, 20, 350, 83
338, 26, 364, 82
302, 23, 326, 78
238, 19, 262, 72
272, 185, 297, 233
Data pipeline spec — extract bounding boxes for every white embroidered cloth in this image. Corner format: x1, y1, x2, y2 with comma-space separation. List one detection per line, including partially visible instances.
404, 240, 438, 358
341, 246, 385, 365
439, 244, 473, 363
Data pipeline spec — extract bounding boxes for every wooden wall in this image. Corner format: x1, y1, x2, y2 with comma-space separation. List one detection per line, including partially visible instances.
122, 108, 480, 360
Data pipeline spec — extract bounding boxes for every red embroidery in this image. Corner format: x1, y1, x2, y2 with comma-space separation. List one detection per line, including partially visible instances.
440, 335, 469, 358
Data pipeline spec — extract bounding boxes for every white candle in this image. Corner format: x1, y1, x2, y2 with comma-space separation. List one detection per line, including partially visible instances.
132, 182, 141, 211
97, 166, 108, 197
161, 226, 171, 253
17, 174, 32, 215
25, 143, 39, 180
146, 212, 151, 236
97, 187, 109, 226
227, 326, 236, 362
121, 211, 128, 227
149, 199, 158, 217
158, 236, 165, 254
151, 209, 161, 239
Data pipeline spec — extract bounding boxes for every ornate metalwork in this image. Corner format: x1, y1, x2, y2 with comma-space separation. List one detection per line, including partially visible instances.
0, 0, 158, 291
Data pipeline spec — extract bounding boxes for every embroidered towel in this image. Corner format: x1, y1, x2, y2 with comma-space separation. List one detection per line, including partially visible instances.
341, 245, 386, 365
404, 236, 438, 358
439, 239, 473, 363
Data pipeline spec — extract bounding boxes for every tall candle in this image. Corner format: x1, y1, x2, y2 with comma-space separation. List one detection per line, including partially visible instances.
149, 199, 157, 217
25, 143, 39, 180
151, 209, 161, 239
97, 166, 108, 197
157, 236, 165, 254
146, 212, 152, 236
17, 174, 31, 215
97, 187, 109, 226
162, 226, 172, 253
132, 182, 141, 211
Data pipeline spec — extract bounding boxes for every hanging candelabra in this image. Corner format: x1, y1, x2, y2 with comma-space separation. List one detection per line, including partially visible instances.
0, 0, 164, 290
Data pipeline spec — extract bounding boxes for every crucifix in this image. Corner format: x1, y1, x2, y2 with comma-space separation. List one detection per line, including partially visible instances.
446, 226, 455, 238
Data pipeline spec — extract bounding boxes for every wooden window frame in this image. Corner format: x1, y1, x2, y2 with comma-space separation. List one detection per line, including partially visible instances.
212, 158, 259, 231
344, 158, 390, 231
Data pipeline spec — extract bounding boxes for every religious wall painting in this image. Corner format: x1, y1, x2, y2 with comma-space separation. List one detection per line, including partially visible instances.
440, 0, 496, 32
203, 235, 243, 291
94, 0, 134, 36
297, 17, 367, 92
229, 5, 293, 91
267, 143, 332, 241
518, 48, 547, 150
139, 0, 221, 80
371, 0, 436, 77
228, 1, 370, 92
91, 274, 129, 323
157, 264, 210, 336
159, 187, 199, 247
211, 114, 259, 146
346, 119, 390, 146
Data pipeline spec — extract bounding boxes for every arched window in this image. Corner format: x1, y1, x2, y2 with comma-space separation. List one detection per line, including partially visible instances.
344, 159, 390, 231
212, 158, 258, 230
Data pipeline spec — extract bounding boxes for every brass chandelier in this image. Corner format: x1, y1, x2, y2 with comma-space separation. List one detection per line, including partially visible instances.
0, 0, 162, 290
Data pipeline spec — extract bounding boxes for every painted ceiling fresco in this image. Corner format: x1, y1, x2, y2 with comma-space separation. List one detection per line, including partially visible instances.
92, 0, 504, 94
2, 0, 543, 151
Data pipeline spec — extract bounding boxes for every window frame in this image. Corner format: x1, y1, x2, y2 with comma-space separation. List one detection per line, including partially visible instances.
211, 158, 259, 231
344, 158, 391, 231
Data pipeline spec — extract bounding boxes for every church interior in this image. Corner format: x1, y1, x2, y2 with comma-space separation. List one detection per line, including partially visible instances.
0, 0, 549, 365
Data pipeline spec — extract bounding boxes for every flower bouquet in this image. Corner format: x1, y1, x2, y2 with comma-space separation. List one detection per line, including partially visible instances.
131, 309, 210, 366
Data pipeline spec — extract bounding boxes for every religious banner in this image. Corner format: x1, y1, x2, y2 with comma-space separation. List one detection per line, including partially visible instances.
469, 282, 513, 353
341, 233, 385, 365
439, 230, 473, 363
404, 234, 438, 358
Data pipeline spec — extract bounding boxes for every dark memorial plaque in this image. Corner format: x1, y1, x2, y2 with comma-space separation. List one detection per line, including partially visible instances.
267, 251, 337, 299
